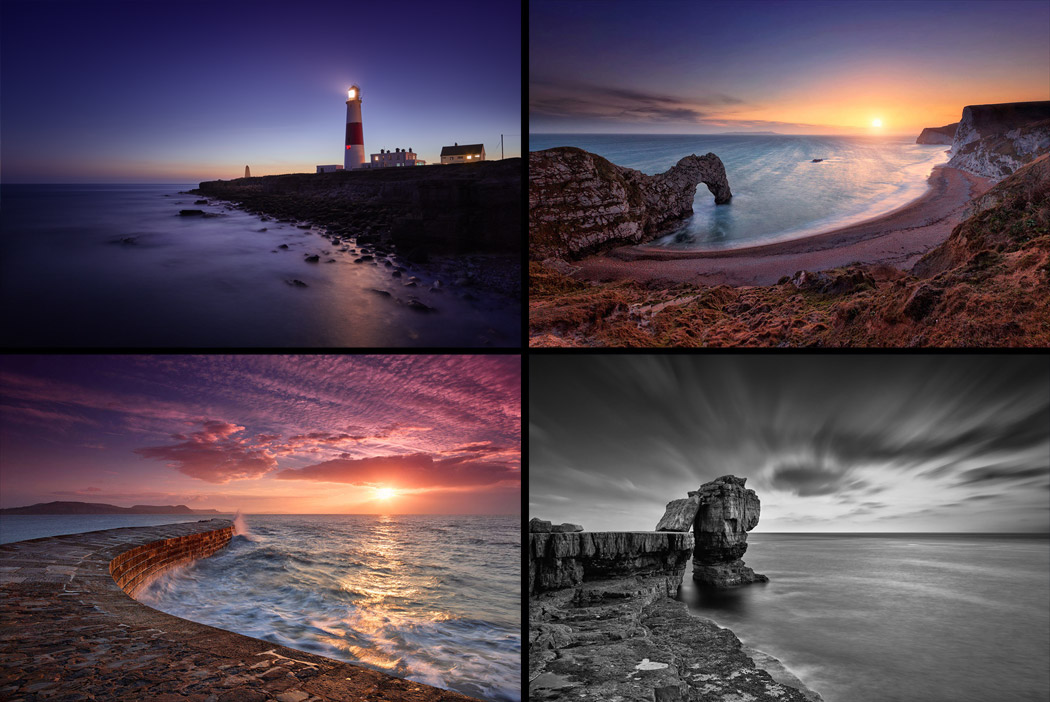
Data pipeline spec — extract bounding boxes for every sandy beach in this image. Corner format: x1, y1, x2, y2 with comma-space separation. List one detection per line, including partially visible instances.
573, 165, 995, 287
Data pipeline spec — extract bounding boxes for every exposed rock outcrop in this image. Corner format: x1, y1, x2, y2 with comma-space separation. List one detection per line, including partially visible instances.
690, 475, 769, 587
946, 102, 1050, 180
916, 122, 958, 145
529, 146, 732, 261
528, 521, 817, 701
655, 495, 701, 531
529, 529, 693, 595
913, 152, 1050, 278
529, 518, 583, 533
197, 158, 521, 254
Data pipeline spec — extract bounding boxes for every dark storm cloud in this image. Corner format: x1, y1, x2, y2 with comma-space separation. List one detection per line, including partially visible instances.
530, 78, 743, 124
530, 355, 1050, 532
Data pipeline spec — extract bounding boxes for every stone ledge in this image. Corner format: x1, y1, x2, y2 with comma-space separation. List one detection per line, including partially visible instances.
529, 530, 693, 595
0, 520, 478, 701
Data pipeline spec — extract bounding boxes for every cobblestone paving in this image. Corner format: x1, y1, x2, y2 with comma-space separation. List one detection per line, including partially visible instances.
0, 521, 478, 701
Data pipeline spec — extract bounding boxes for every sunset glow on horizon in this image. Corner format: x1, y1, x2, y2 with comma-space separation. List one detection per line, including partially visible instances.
530, 0, 1050, 136
1, 0, 521, 183
0, 356, 520, 515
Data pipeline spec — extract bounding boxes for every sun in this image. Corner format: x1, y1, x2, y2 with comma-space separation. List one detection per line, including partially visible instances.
374, 487, 397, 500
872, 118, 883, 128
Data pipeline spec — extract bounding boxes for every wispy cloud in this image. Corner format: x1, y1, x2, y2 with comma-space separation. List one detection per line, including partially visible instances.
276, 452, 519, 489
530, 78, 743, 124
134, 420, 278, 483
530, 355, 1049, 532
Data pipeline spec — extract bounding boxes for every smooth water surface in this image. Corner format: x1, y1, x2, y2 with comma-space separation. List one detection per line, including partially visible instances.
529, 134, 948, 250
0, 184, 517, 347
0, 513, 231, 544
140, 514, 520, 702
678, 533, 1050, 702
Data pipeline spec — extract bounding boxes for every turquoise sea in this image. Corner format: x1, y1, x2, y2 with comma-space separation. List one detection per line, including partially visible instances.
529, 133, 949, 250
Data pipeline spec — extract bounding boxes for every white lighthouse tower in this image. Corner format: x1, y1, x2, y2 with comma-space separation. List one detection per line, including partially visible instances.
344, 85, 364, 170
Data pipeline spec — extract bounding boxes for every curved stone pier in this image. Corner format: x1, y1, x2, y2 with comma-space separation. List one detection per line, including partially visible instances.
0, 520, 477, 701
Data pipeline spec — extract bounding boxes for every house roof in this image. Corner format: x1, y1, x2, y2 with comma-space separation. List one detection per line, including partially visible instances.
440, 144, 485, 156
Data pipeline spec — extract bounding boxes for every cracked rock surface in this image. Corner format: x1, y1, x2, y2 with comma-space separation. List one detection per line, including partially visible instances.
529, 535, 814, 702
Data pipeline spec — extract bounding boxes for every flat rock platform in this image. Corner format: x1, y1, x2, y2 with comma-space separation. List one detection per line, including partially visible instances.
0, 520, 475, 701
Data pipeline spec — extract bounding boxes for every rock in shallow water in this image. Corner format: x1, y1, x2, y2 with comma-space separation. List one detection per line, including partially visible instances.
529, 146, 733, 261
528, 527, 815, 701
691, 475, 768, 586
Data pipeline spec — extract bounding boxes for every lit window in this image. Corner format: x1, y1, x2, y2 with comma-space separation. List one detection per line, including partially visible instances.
467, 155, 471, 160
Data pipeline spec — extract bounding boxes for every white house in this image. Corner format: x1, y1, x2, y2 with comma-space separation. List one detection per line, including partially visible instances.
440, 143, 485, 164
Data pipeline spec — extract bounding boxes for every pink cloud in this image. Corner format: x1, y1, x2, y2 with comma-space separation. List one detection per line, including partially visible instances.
275, 452, 520, 489
134, 420, 277, 483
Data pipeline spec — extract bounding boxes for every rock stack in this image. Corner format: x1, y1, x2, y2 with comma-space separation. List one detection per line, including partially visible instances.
655, 474, 769, 587
527, 504, 815, 701
529, 146, 732, 261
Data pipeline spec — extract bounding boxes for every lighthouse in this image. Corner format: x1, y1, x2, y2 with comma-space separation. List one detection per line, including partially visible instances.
344, 85, 364, 170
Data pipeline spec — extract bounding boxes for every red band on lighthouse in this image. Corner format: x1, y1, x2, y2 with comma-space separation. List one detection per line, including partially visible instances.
345, 123, 363, 146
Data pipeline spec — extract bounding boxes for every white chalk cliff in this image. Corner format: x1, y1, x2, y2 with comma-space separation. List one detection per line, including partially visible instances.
943, 101, 1050, 180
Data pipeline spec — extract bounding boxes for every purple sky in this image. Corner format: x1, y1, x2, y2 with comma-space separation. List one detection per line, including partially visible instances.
530, 0, 1050, 135
1, 0, 521, 182
530, 355, 1050, 533
0, 355, 520, 514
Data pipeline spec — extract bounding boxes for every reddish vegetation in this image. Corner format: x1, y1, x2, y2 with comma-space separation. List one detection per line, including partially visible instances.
530, 155, 1050, 347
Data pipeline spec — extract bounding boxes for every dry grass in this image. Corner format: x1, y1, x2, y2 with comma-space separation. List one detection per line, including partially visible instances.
530, 156, 1050, 347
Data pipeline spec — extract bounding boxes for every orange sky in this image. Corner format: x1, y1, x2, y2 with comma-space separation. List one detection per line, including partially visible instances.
530, 0, 1050, 135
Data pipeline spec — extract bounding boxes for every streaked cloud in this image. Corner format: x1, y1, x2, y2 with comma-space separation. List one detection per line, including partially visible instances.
0, 355, 520, 514
530, 355, 1049, 532
530, 78, 744, 124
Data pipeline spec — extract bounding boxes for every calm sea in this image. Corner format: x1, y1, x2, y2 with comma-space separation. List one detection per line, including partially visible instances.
0, 514, 231, 544
529, 134, 948, 250
678, 533, 1050, 702
0, 184, 518, 347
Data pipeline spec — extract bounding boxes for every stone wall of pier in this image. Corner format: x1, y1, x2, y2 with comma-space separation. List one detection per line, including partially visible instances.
0, 520, 478, 700
109, 523, 234, 596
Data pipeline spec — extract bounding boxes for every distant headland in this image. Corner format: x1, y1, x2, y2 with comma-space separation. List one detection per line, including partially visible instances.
0, 501, 222, 515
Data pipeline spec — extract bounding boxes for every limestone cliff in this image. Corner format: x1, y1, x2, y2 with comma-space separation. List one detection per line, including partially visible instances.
656, 475, 769, 587
528, 519, 816, 702
946, 102, 1050, 180
916, 122, 958, 145
531, 152, 1050, 346
691, 476, 768, 586
529, 146, 732, 261
528, 528, 693, 595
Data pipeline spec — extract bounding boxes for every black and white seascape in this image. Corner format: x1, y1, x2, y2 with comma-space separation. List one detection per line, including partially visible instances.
528, 355, 1050, 702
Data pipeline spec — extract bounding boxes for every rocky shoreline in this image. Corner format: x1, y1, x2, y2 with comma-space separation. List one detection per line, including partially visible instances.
530, 476, 821, 701
192, 159, 521, 319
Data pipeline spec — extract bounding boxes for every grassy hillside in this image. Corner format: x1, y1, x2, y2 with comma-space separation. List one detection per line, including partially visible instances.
530, 155, 1050, 347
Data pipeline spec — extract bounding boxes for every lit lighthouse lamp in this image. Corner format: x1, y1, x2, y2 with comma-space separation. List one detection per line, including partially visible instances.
344, 84, 364, 170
